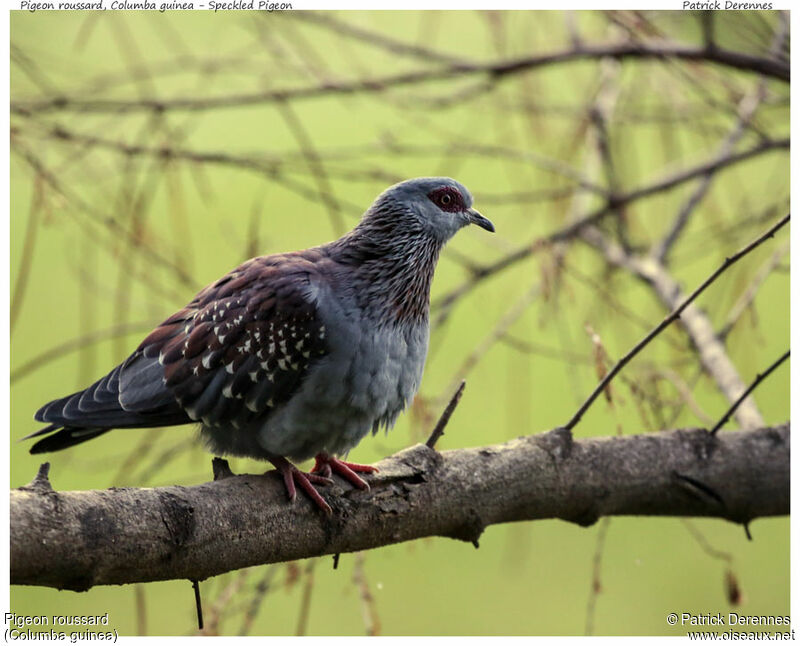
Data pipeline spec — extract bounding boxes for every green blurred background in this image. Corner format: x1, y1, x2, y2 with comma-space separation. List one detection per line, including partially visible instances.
10, 10, 789, 636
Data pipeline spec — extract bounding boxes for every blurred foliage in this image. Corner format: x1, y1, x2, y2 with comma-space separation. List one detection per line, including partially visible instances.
10, 10, 789, 636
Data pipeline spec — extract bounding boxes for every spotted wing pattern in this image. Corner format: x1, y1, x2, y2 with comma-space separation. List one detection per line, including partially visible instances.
29, 251, 330, 452
129, 252, 330, 427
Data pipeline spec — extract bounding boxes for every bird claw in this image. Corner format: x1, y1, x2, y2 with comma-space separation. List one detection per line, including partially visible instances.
268, 456, 333, 514
312, 453, 378, 491
267, 453, 376, 514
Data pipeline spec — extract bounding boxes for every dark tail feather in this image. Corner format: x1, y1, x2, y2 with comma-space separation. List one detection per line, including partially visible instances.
34, 374, 190, 434
21, 423, 60, 441
29, 427, 112, 453
30, 363, 192, 454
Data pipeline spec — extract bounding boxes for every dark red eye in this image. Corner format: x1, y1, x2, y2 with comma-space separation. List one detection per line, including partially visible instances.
428, 187, 464, 212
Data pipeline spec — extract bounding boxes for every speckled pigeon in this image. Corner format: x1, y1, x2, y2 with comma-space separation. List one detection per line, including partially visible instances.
27, 177, 494, 513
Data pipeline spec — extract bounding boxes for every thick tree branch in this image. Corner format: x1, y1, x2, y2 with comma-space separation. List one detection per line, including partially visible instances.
11, 424, 789, 591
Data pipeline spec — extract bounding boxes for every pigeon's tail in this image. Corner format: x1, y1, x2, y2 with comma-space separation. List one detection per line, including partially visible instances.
26, 365, 191, 454
25, 425, 113, 454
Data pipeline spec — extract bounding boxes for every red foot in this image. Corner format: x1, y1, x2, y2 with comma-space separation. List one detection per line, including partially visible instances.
311, 453, 378, 491
267, 456, 334, 514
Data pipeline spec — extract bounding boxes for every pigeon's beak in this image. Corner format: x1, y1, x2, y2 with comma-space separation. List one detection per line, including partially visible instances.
467, 208, 494, 233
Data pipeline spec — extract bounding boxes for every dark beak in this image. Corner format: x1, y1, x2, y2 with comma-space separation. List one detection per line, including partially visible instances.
468, 208, 494, 233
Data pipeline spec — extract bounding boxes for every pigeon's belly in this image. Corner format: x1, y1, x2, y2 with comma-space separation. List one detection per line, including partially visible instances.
258, 318, 429, 461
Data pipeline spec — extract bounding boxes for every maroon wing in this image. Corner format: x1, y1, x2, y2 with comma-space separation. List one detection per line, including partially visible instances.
123, 252, 330, 427
29, 251, 330, 454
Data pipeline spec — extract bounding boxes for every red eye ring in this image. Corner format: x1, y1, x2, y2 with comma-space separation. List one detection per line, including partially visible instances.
428, 186, 463, 212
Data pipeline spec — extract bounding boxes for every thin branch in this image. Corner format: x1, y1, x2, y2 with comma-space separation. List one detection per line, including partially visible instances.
426, 381, 467, 449
192, 580, 204, 631
12, 122, 366, 215
653, 80, 768, 263
11, 142, 198, 290
295, 560, 316, 637
352, 552, 381, 636
709, 351, 790, 435
563, 213, 789, 432
584, 517, 611, 636
237, 566, 277, 636
719, 240, 790, 340
651, 6, 789, 264
11, 321, 155, 384
289, 12, 470, 66
275, 100, 346, 236
580, 224, 765, 429
432, 137, 788, 317
11, 41, 788, 115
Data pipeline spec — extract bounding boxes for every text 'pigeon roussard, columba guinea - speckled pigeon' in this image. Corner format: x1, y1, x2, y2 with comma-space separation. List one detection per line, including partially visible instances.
26, 177, 494, 513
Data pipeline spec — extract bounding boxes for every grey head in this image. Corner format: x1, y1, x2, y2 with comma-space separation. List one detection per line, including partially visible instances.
362, 177, 494, 243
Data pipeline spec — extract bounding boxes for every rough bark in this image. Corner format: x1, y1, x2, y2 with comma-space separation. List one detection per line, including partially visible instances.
11, 424, 789, 591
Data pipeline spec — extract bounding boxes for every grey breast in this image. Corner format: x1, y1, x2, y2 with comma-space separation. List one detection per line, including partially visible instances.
255, 277, 429, 461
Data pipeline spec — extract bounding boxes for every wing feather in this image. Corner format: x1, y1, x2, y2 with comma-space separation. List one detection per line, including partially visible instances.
32, 251, 330, 449
123, 252, 330, 428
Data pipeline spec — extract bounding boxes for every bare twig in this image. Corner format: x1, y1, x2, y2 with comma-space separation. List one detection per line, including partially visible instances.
426, 381, 466, 449
11, 142, 198, 290
237, 566, 277, 636
709, 351, 790, 435
295, 560, 316, 637
11, 41, 788, 115
352, 552, 381, 636
580, 224, 765, 429
653, 80, 768, 263
719, 240, 790, 340
289, 12, 469, 66
192, 580, 204, 631
11, 175, 44, 335
652, 6, 788, 264
584, 517, 611, 636
275, 100, 346, 236
11, 321, 155, 384
198, 569, 249, 635
563, 213, 789, 432
134, 584, 148, 635
433, 137, 788, 316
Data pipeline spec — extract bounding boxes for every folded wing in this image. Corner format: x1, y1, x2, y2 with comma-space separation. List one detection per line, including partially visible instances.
29, 252, 330, 452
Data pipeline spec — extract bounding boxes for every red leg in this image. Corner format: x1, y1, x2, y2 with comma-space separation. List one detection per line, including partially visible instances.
267, 455, 334, 514
313, 453, 378, 491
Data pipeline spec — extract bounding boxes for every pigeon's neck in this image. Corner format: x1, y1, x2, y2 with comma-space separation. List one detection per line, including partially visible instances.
329, 222, 442, 325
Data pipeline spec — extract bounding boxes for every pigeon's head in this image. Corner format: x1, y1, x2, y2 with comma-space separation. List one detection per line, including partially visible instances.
369, 177, 494, 243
